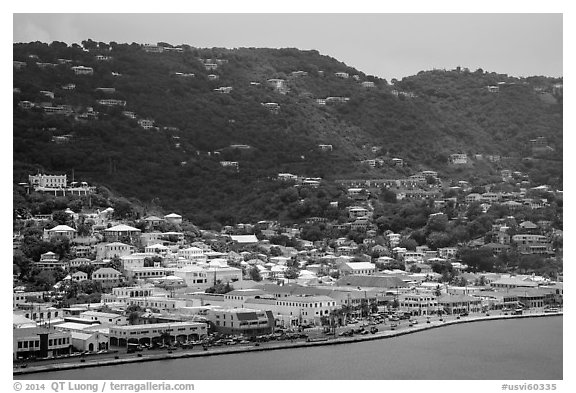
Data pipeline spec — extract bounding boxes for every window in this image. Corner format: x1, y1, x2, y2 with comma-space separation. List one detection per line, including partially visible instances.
24, 341, 28, 348
18, 342, 22, 349
49, 339, 53, 346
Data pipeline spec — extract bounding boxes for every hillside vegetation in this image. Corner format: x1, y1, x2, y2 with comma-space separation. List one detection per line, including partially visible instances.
13, 41, 563, 227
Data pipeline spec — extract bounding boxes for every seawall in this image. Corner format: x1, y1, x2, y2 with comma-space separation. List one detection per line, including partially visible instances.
13, 312, 562, 376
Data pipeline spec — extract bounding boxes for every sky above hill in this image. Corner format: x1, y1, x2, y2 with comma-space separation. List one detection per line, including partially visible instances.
13, 12, 563, 81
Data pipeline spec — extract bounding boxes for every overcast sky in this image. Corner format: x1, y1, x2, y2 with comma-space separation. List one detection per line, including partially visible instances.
13, 13, 562, 81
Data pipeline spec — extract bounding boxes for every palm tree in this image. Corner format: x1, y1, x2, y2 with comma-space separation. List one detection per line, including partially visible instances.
434, 285, 442, 317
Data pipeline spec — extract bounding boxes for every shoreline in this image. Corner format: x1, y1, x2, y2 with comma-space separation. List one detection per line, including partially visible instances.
13, 311, 562, 376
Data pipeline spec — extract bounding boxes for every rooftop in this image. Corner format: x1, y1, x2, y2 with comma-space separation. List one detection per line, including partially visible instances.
104, 224, 141, 232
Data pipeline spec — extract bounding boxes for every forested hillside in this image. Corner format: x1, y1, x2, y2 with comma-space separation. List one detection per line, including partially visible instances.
13, 40, 563, 227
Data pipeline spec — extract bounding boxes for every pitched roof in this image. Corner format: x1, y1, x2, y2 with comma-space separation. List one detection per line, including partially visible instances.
335, 275, 408, 288
491, 277, 538, 287
104, 224, 141, 232
343, 262, 376, 270
93, 267, 121, 275
49, 225, 76, 232
230, 235, 259, 244
520, 221, 538, 229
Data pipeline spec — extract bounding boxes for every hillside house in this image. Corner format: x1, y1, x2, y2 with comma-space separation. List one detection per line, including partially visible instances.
266, 79, 288, 93
71, 66, 94, 75
142, 44, 164, 53
348, 206, 369, 219
220, 161, 239, 170
277, 173, 298, 181
95, 87, 116, 94
291, 70, 308, 77
36, 252, 65, 270
448, 154, 469, 165
103, 224, 141, 242
214, 86, 232, 94
29, 174, 67, 189
97, 99, 126, 107
138, 119, 155, 130
164, 213, 183, 225
261, 102, 280, 113
91, 268, 122, 289
44, 225, 77, 241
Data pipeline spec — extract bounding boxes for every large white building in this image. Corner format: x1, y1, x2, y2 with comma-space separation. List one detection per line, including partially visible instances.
108, 322, 207, 347
340, 262, 376, 276
177, 247, 206, 263
243, 295, 339, 327
174, 266, 210, 290
29, 174, 67, 189
120, 253, 156, 270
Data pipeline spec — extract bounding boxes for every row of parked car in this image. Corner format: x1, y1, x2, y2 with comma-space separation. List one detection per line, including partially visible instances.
339, 326, 379, 337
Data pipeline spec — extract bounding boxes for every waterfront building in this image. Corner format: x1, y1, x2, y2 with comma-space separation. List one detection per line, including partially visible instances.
13, 327, 71, 360
242, 295, 339, 327
398, 293, 438, 316
205, 308, 275, 336
108, 321, 207, 347
437, 294, 482, 314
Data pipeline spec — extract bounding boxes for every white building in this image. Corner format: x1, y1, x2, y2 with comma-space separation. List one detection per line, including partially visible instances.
177, 247, 206, 263
108, 322, 207, 347
71, 66, 94, 75
340, 262, 376, 276
164, 213, 183, 225
79, 311, 128, 325
174, 266, 209, 290
138, 119, 155, 130
29, 174, 67, 189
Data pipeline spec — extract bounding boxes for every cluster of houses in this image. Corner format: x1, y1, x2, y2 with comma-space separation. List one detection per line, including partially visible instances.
13, 168, 562, 352
13, 181, 562, 360
13, 232, 563, 359
14, 53, 173, 132
12, 44, 563, 361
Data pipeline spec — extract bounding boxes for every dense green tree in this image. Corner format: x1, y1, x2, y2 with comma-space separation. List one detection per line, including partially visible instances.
458, 247, 496, 272
249, 266, 262, 282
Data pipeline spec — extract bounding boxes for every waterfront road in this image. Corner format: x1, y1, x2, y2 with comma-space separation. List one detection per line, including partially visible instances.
13, 307, 560, 373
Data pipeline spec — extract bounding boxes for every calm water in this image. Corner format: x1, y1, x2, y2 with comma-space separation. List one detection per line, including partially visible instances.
19, 316, 562, 380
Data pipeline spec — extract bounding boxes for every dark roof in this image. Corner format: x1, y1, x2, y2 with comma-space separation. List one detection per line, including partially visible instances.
236, 311, 258, 321
335, 275, 408, 288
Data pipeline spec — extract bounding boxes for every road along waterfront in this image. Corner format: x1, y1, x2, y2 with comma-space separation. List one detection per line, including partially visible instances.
15, 312, 562, 379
